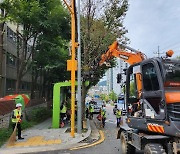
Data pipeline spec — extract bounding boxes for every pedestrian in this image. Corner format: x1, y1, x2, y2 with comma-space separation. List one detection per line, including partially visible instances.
116, 109, 122, 127
86, 106, 89, 119
101, 107, 106, 128
11, 103, 24, 140
89, 104, 94, 120
60, 102, 67, 127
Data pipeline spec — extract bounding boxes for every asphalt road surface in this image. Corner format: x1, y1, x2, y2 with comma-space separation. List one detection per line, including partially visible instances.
69, 104, 121, 154
59, 104, 124, 154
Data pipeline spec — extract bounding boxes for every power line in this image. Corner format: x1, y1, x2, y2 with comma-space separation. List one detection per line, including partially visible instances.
159, 42, 180, 52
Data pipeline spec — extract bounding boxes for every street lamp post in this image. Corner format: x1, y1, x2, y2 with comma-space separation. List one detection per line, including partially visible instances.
77, 0, 82, 134
63, 0, 78, 138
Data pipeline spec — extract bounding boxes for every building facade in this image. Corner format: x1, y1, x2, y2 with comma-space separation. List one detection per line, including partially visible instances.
106, 58, 128, 95
0, 22, 35, 97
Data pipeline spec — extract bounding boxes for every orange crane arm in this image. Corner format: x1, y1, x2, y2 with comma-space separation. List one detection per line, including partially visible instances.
99, 41, 146, 66
99, 41, 146, 99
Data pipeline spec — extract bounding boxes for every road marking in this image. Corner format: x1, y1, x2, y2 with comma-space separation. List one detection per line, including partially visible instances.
70, 130, 105, 150
7, 136, 61, 147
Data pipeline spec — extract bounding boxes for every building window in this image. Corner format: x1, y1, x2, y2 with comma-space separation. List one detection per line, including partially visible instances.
6, 78, 16, 91
125, 63, 128, 68
7, 26, 17, 43
6, 53, 16, 67
20, 81, 31, 90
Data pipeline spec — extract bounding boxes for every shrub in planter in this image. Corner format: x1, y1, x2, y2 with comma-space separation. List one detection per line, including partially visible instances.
31, 107, 51, 122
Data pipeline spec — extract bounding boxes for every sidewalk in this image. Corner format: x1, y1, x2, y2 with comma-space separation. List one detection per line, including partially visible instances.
0, 118, 96, 154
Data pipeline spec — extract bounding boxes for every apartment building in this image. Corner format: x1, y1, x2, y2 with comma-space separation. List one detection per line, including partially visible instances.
0, 22, 33, 97
106, 58, 128, 95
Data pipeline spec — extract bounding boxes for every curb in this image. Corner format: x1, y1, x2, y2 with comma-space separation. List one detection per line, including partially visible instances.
69, 120, 105, 150
82, 119, 92, 140
70, 130, 105, 150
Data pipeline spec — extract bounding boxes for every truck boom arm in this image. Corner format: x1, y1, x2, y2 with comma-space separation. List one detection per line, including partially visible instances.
99, 41, 146, 66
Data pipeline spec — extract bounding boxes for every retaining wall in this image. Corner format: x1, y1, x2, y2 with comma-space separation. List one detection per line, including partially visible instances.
0, 98, 49, 129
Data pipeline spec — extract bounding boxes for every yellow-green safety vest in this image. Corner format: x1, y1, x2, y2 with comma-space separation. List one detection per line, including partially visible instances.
61, 105, 67, 113
101, 110, 106, 118
116, 110, 121, 118
89, 106, 94, 113
12, 109, 21, 123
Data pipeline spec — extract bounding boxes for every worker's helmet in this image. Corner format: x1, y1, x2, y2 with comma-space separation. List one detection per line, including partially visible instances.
16, 103, 22, 107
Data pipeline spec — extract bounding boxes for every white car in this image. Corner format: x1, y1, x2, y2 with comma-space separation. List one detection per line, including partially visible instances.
89, 99, 103, 113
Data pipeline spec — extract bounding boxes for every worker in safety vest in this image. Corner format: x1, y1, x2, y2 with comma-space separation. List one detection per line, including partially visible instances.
101, 106, 106, 128
116, 109, 122, 127
11, 103, 24, 140
60, 102, 67, 125
89, 104, 94, 120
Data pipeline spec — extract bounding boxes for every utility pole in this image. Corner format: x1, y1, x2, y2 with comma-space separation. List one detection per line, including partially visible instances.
64, 0, 78, 138
154, 46, 164, 57
77, 0, 82, 134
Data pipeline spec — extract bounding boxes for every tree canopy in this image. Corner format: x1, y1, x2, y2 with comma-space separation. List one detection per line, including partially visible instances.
0, 0, 70, 96
80, 0, 129, 89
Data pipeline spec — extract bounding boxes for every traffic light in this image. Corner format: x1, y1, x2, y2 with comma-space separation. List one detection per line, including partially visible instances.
117, 73, 122, 83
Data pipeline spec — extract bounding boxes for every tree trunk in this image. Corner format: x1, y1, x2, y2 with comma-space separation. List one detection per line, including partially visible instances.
31, 67, 35, 99
42, 70, 46, 98
0, 23, 3, 97
81, 82, 87, 122
30, 77, 35, 98
15, 34, 26, 93
15, 25, 20, 94
0, 9, 5, 97
47, 81, 51, 101
38, 68, 43, 98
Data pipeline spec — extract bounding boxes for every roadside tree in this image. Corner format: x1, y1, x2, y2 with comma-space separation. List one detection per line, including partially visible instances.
0, 0, 70, 98
80, 0, 129, 117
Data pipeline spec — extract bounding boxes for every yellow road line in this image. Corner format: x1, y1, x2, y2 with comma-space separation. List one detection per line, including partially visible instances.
70, 130, 105, 150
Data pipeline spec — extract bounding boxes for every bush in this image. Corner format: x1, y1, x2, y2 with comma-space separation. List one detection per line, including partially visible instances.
0, 128, 12, 147
31, 107, 51, 122
0, 107, 51, 147
21, 120, 36, 130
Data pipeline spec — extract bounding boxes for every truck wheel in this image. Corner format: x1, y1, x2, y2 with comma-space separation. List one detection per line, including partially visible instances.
144, 144, 166, 154
120, 131, 135, 154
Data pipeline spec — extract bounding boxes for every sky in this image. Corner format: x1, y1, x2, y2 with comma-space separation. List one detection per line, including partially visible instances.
123, 0, 180, 58
101, 0, 180, 81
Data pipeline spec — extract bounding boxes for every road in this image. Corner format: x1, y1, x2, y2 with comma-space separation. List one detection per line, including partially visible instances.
34, 104, 121, 154
57, 104, 122, 154
69, 104, 121, 154
33, 104, 143, 154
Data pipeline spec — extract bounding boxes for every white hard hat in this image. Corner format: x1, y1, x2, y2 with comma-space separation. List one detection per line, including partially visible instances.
16, 103, 22, 107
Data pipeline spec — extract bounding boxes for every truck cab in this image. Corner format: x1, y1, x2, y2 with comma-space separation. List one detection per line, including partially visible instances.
125, 58, 180, 137
117, 58, 180, 154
